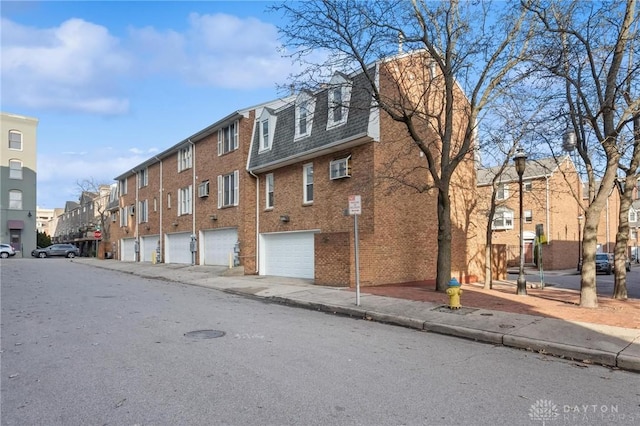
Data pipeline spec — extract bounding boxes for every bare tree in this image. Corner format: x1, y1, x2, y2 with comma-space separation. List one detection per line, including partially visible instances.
274, 0, 534, 291
525, 0, 639, 307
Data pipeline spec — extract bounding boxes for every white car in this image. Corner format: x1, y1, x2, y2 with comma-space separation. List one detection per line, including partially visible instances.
0, 243, 16, 258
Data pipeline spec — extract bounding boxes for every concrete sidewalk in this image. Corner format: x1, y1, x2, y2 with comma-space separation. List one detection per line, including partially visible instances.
71, 258, 640, 373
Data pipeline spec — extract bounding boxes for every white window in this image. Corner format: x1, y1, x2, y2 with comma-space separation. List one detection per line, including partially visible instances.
524, 180, 532, 192
327, 73, 351, 129
167, 193, 172, 209
111, 212, 117, 223
303, 163, 314, 204
298, 101, 308, 135
178, 186, 192, 215
9, 190, 22, 209
218, 121, 238, 155
178, 145, 192, 171
120, 207, 127, 226
153, 197, 157, 212
295, 93, 315, 139
331, 88, 343, 122
218, 171, 239, 208
266, 173, 274, 209
261, 120, 269, 150
492, 208, 514, 230
330, 156, 351, 180
9, 159, 22, 179
629, 209, 637, 222
138, 200, 148, 223
496, 183, 509, 200
138, 168, 148, 188
198, 180, 210, 198
119, 178, 128, 196
524, 210, 533, 224
8, 131, 22, 150
258, 109, 276, 152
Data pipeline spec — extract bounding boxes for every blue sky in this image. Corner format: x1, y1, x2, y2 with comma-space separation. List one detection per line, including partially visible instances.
1, 1, 299, 209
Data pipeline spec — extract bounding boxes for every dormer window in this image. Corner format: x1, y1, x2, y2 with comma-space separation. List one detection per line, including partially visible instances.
258, 108, 277, 152
299, 101, 308, 134
327, 72, 352, 129
295, 92, 314, 139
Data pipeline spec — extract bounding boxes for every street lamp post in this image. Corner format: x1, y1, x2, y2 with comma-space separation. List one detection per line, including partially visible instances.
577, 215, 583, 271
514, 147, 528, 296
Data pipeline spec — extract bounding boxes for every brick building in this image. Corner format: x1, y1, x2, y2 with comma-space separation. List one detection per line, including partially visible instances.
106, 51, 483, 287
477, 155, 628, 270
113, 98, 292, 269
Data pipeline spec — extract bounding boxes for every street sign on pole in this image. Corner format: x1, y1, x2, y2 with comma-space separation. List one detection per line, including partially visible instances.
348, 195, 361, 215
94, 230, 102, 240
349, 195, 362, 305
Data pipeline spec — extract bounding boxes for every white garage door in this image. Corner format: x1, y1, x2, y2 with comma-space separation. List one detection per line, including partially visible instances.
140, 235, 159, 262
165, 232, 192, 264
121, 238, 136, 262
201, 228, 238, 266
260, 231, 316, 279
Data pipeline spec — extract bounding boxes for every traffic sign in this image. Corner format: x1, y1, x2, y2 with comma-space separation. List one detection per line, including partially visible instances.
348, 195, 361, 215
94, 230, 102, 239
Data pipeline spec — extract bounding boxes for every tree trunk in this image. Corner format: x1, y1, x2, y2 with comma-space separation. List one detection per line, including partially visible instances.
484, 233, 492, 290
580, 212, 600, 308
436, 185, 452, 292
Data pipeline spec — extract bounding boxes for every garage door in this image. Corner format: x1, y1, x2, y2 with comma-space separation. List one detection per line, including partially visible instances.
140, 235, 159, 262
260, 231, 316, 279
121, 238, 136, 262
201, 228, 238, 266
165, 232, 192, 264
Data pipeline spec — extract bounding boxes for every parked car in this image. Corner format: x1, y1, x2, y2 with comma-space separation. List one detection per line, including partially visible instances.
595, 253, 612, 275
0, 243, 16, 258
32, 244, 79, 258
608, 253, 631, 272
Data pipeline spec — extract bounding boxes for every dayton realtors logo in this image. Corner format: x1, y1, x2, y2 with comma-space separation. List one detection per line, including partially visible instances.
529, 400, 559, 425
529, 400, 635, 424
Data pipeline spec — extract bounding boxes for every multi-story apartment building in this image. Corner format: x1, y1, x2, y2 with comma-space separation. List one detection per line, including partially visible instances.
51, 185, 113, 256
1, 112, 38, 256
36, 207, 61, 235
247, 63, 480, 286
477, 156, 628, 270
113, 97, 292, 269
110, 51, 483, 287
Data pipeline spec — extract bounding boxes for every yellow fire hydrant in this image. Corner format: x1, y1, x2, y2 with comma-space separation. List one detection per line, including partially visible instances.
446, 278, 462, 309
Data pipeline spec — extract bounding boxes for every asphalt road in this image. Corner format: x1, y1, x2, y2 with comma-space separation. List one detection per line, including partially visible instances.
508, 266, 640, 298
2, 258, 640, 425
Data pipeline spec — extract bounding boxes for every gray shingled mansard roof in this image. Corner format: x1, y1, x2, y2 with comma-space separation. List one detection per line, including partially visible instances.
247, 67, 377, 173
476, 156, 572, 186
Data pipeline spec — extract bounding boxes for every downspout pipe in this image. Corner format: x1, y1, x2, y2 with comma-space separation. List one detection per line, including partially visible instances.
134, 169, 139, 262
155, 156, 163, 263
248, 169, 260, 274
189, 139, 196, 265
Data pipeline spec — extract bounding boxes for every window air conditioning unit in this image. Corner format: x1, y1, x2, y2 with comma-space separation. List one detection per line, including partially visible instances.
330, 156, 351, 180
198, 181, 210, 198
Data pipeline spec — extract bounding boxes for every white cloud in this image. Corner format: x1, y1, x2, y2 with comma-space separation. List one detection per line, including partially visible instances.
1, 18, 132, 115
128, 12, 296, 89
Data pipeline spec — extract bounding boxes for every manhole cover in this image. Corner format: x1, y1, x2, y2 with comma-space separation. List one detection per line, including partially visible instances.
431, 305, 478, 315
184, 330, 226, 339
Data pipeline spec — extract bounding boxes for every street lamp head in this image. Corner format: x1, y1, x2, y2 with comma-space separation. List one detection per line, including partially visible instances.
513, 146, 527, 177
